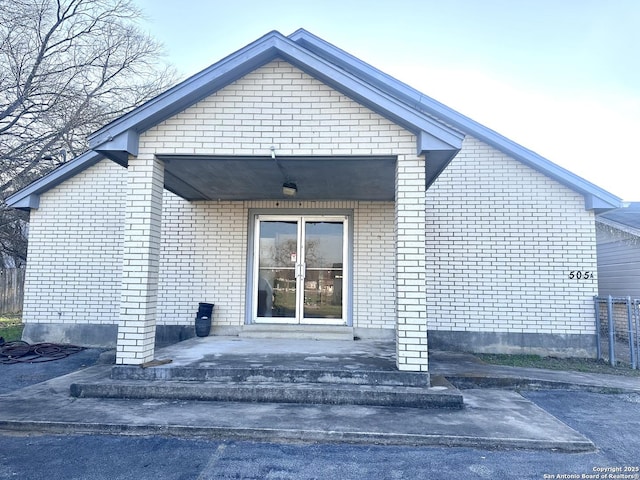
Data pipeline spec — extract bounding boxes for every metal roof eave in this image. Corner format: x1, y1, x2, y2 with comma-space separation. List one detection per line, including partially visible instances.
289, 29, 622, 211
88, 31, 463, 166
271, 37, 463, 150
88, 31, 284, 150
8, 30, 463, 210
10, 29, 618, 212
6, 150, 106, 210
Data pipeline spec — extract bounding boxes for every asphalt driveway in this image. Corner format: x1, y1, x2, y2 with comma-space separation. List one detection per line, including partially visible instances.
0, 347, 105, 394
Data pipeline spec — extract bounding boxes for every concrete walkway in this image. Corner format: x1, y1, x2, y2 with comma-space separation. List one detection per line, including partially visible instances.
430, 350, 640, 393
1, 337, 638, 451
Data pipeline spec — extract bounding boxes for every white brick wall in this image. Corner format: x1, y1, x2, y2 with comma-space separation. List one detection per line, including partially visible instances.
157, 198, 396, 329
116, 154, 164, 364
139, 60, 416, 157
426, 136, 598, 335
21, 59, 598, 354
142, 59, 410, 329
23, 160, 126, 325
353, 202, 396, 329
23, 166, 397, 331
396, 154, 428, 371
157, 197, 247, 327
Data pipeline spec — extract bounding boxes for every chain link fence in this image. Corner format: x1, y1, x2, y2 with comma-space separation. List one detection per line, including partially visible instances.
594, 296, 640, 369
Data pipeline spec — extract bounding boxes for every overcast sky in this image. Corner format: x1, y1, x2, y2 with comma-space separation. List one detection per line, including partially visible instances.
134, 0, 640, 201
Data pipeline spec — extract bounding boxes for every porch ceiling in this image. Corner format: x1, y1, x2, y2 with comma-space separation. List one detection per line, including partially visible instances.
158, 155, 397, 201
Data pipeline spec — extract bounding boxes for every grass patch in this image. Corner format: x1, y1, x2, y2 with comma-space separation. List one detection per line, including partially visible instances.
0, 314, 23, 342
477, 353, 640, 377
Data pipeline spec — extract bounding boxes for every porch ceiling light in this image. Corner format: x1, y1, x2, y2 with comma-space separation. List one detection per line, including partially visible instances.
282, 181, 297, 197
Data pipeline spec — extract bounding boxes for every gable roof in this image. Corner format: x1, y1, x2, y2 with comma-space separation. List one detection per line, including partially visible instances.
289, 29, 621, 212
7, 29, 622, 211
88, 30, 463, 167
7, 150, 105, 209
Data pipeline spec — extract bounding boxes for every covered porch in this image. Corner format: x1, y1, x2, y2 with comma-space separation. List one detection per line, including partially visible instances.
91, 33, 465, 373
115, 150, 441, 373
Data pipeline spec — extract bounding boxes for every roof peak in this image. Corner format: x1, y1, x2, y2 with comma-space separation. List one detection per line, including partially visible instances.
7, 29, 621, 211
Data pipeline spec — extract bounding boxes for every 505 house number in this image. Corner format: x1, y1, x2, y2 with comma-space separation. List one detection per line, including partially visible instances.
569, 271, 594, 280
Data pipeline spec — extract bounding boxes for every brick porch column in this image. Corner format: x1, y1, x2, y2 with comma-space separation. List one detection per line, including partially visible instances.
395, 153, 428, 372
116, 155, 164, 365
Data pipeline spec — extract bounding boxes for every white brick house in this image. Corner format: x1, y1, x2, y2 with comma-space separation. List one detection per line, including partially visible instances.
7, 30, 621, 370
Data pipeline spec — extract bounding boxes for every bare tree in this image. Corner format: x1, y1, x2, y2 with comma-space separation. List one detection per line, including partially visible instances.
0, 209, 27, 267
0, 0, 177, 267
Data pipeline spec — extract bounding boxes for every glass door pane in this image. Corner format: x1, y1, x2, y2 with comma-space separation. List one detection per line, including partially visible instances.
256, 220, 299, 320
302, 221, 344, 320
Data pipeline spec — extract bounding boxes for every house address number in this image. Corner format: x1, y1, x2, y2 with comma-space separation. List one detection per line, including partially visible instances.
569, 271, 593, 280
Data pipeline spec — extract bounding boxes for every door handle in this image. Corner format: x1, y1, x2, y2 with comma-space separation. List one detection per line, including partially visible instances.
295, 263, 306, 279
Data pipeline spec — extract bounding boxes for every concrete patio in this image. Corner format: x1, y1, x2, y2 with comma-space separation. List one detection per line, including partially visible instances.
2, 336, 630, 451
70, 336, 462, 409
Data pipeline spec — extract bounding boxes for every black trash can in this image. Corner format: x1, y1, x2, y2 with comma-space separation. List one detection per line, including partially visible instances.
195, 302, 214, 337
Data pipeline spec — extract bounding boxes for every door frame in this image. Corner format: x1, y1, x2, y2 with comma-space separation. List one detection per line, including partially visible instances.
245, 208, 354, 326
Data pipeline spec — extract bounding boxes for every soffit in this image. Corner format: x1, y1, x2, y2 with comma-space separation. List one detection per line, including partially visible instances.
158, 155, 396, 201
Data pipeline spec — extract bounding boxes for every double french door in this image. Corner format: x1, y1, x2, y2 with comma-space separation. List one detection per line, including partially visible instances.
253, 215, 348, 325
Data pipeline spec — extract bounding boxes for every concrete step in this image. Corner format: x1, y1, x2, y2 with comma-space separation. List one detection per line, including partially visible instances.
69, 378, 464, 410
239, 325, 354, 341
110, 364, 431, 387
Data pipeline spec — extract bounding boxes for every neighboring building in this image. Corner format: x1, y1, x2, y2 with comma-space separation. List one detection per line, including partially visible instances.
7, 30, 622, 370
596, 203, 640, 298
595, 203, 640, 342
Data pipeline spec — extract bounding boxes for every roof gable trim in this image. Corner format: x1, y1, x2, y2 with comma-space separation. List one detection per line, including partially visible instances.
289, 29, 622, 211
89, 31, 463, 168
89, 31, 283, 149
5, 150, 105, 210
